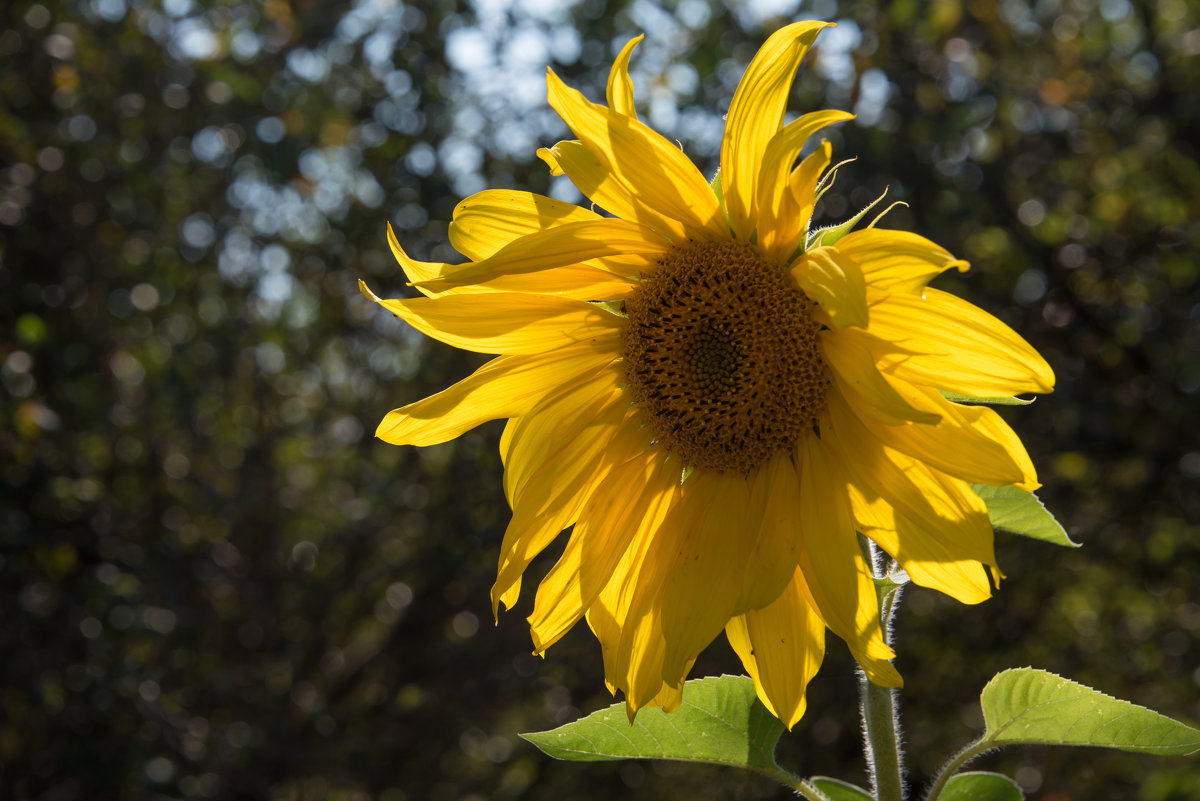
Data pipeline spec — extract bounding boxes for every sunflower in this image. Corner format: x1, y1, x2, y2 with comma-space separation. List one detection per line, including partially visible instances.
362, 21, 1054, 728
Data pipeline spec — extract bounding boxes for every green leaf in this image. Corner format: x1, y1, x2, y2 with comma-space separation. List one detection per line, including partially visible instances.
810, 776, 874, 801
938, 772, 1023, 801
520, 675, 786, 775
971, 484, 1079, 548
940, 390, 1034, 405
980, 668, 1200, 755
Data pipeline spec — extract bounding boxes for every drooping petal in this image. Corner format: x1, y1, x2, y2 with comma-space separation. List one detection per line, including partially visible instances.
589, 501, 680, 713
437, 265, 640, 301
658, 470, 756, 685
791, 246, 869, 329
501, 364, 628, 510
843, 477, 994, 605
849, 380, 1038, 490
727, 567, 826, 729
789, 140, 832, 218
547, 69, 724, 238
721, 21, 832, 240
449, 190, 602, 261
836, 228, 969, 294
865, 288, 1055, 396
826, 391, 996, 572
492, 381, 631, 612
796, 433, 901, 687
529, 441, 675, 652
388, 223, 446, 298
359, 281, 624, 355
377, 336, 620, 446
734, 453, 804, 613
416, 218, 670, 292
756, 111, 855, 257
822, 329, 942, 427
607, 35, 643, 117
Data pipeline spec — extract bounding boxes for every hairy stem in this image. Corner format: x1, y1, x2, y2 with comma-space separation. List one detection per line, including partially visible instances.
858, 536, 906, 801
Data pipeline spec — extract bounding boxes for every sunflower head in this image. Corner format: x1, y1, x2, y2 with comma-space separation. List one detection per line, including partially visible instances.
363, 22, 1054, 728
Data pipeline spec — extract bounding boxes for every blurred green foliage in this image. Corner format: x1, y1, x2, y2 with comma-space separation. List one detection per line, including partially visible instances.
1, 0, 1197, 799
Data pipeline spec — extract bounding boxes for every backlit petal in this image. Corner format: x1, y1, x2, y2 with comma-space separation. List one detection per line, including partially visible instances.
417, 218, 670, 292
727, 567, 826, 729
607, 35, 643, 117
547, 69, 724, 238
359, 281, 624, 355
530, 443, 674, 652
735, 453, 804, 613
449, 190, 602, 261
843, 478, 994, 605
822, 330, 942, 426
377, 336, 619, 446
659, 470, 756, 683
850, 381, 1038, 490
866, 288, 1055, 395
826, 391, 996, 570
837, 228, 969, 294
721, 21, 832, 239
796, 433, 901, 686
756, 111, 855, 256
791, 246, 869, 329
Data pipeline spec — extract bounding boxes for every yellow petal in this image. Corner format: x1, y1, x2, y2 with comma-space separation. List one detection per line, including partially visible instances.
822, 329, 942, 426
721, 20, 833, 240
492, 383, 631, 613
449, 189, 602, 261
836, 228, 969, 294
607, 35, 643, 117
791, 246, 869, 329
843, 479, 994, 605
727, 567, 827, 729
825, 391, 996, 569
796, 433, 901, 687
438, 264, 640, 301
359, 280, 623, 355
546, 70, 724, 238
659, 470, 755, 683
502, 366, 628, 510
530, 445, 674, 652
416, 218, 670, 292
586, 488, 675, 707
377, 336, 619, 447
735, 453, 804, 613
866, 288, 1055, 395
756, 110, 855, 256
789, 140, 832, 217
850, 381, 1038, 489
388, 222, 445, 298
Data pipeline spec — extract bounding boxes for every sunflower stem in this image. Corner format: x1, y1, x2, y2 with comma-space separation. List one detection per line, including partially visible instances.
858, 537, 906, 801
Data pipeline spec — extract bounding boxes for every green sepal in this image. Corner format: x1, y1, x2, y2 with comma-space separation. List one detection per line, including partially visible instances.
971, 484, 1079, 548
937, 771, 1023, 801
809, 776, 874, 801
980, 668, 1200, 755
519, 675, 787, 775
940, 390, 1035, 406
810, 185, 889, 249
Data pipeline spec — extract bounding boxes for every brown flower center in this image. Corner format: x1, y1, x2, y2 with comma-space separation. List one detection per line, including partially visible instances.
621, 239, 829, 473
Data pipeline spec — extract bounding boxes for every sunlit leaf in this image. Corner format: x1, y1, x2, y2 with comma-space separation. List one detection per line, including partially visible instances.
520, 675, 785, 774
971, 484, 1079, 548
980, 668, 1200, 755
938, 772, 1023, 801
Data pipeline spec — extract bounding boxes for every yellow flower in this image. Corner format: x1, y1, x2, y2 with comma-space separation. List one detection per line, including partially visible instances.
362, 22, 1054, 728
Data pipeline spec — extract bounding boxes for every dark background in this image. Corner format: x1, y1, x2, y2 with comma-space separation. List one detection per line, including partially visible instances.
2, 0, 1198, 799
